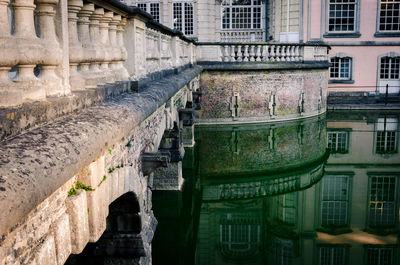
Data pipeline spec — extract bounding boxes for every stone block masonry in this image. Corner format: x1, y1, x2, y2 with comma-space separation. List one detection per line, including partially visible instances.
198, 68, 328, 124
0, 66, 201, 265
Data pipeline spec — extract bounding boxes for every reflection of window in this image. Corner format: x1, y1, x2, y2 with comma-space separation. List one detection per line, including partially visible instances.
327, 131, 349, 153
375, 117, 398, 154
220, 214, 260, 256
278, 193, 296, 225
221, 0, 262, 30
380, 57, 400, 80
321, 176, 349, 227
367, 247, 393, 265
330, 57, 352, 80
173, 1, 194, 36
327, 0, 357, 32
378, 0, 400, 32
319, 246, 347, 265
137, 1, 160, 22
275, 237, 294, 265
369, 176, 397, 227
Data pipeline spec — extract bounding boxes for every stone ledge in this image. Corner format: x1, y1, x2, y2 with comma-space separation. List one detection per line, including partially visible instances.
0, 65, 202, 239
197, 61, 331, 71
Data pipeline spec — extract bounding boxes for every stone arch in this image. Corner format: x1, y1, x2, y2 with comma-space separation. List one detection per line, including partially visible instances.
65, 191, 144, 265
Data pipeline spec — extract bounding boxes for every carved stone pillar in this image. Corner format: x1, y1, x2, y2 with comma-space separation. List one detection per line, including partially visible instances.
99, 11, 113, 82
108, 14, 121, 79
116, 17, 129, 80
68, 0, 85, 90
0, 0, 10, 36
77, 3, 94, 76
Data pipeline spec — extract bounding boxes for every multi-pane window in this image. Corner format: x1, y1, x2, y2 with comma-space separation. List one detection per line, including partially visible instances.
367, 248, 393, 265
278, 193, 297, 225
327, 131, 349, 153
321, 176, 349, 227
137, 1, 160, 22
319, 247, 347, 265
221, 0, 262, 30
378, 0, 400, 32
327, 0, 357, 32
375, 117, 398, 154
380, 57, 400, 80
274, 237, 294, 265
173, 1, 194, 36
330, 57, 352, 80
281, 0, 300, 33
369, 176, 397, 227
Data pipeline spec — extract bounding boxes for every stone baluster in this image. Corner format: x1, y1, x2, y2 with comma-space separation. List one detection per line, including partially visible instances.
281, 46, 287, 62
290, 46, 295, 61
275, 46, 281, 62
99, 11, 113, 82
270, 45, 275, 62
262, 45, 269, 62
36, 0, 63, 96
249, 45, 255, 62
0, 0, 10, 36
243, 45, 249, 62
236, 45, 242, 62
77, 2, 94, 84
295, 46, 301, 61
230, 44, 236, 62
109, 14, 121, 79
89, 8, 103, 75
223, 45, 229, 62
116, 17, 129, 80
255, 45, 261, 62
68, 0, 84, 90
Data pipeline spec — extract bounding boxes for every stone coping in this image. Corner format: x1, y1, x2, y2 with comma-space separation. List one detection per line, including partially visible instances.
197, 61, 331, 71
0, 66, 202, 239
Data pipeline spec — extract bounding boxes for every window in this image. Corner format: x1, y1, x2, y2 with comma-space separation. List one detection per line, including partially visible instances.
280, 0, 300, 42
278, 193, 297, 225
375, 117, 398, 154
319, 247, 347, 265
380, 57, 400, 80
378, 0, 400, 32
369, 176, 397, 227
274, 237, 294, 265
330, 57, 352, 80
137, 1, 160, 22
321, 176, 349, 227
173, 1, 194, 36
367, 247, 393, 265
327, 0, 357, 32
221, 0, 262, 30
327, 131, 349, 153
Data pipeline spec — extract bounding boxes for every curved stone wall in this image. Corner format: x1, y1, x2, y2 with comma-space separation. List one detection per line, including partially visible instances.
198, 68, 328, 123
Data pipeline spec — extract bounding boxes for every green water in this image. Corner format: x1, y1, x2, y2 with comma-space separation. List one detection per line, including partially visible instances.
152, 110, 400, 265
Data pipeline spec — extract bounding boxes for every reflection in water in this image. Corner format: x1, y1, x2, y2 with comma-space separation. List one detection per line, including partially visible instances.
152, 111, 400, 265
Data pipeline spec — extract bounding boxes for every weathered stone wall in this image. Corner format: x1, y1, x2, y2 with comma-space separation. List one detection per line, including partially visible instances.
0, 67, 201, 265
198, 68, 328, 123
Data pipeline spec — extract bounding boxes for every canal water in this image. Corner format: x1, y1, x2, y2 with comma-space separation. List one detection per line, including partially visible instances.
152, 110, 400, 265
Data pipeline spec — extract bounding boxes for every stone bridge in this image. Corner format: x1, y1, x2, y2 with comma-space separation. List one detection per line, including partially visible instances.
0, 0, 330, 264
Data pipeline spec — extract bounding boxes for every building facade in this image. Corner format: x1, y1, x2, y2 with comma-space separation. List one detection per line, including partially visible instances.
133, 0, 400, 95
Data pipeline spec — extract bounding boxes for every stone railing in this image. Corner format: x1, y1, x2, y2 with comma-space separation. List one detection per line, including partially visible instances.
0, 0, 67, 107
197, 43, 329, 63
0, 0, 196, 108
219, 30, 265, 42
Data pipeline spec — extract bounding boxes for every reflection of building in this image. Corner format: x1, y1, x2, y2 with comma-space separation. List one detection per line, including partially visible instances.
176, 111, 400, 265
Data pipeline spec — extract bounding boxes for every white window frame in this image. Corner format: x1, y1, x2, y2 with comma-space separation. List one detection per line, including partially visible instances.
377, 52, 400, 94
374, 117, 398, 154
319, 246, 347, 265
327, 131, 349, 153
221, 0, 263, 30
173, 0, 194, 36
367, 247, 393, 265
279, 0, 300, 42
278, 193, 297, 225
377, 0, 400, 33
137, 1, 161, 22
368, 175, 397, 227
326, 0, 358, 33
321, 175, 350, 227
329, 56, 352, 81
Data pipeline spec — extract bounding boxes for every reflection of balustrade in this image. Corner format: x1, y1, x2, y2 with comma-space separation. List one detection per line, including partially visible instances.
0, 0, 65, 107
219, 30, 264, 42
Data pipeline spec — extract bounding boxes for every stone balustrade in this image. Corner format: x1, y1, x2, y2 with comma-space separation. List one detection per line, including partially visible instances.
197, 43, 329, 63
0, 0, 66, 107
0, 0, 196, 107
219, 30, 264, 42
